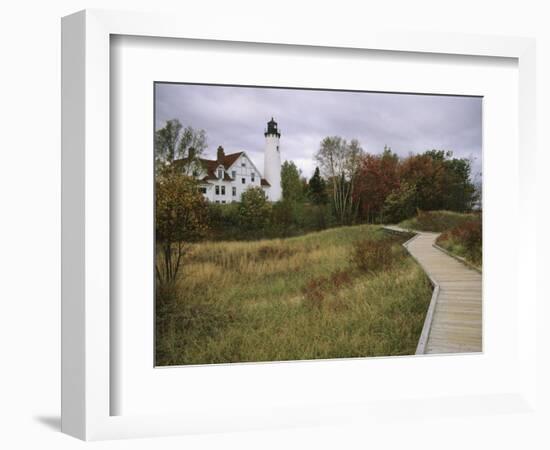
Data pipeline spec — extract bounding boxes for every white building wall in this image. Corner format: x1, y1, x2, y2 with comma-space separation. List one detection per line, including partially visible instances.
206, 154, 265, 203
263, 135, 282, 201
202, 184, 215, 202
230, 154, 261, 201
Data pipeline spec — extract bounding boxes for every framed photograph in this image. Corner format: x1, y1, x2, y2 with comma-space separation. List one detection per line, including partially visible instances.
61, 9, 537, 440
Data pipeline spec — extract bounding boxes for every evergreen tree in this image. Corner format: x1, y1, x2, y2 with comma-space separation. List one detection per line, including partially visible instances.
308, 167, 327, 204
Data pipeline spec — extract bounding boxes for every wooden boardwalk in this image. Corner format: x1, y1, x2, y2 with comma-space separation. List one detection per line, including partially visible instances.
385, 227, 482, 354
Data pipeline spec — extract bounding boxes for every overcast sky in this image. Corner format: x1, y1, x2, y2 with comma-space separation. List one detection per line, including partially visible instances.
155, 83, 482, 179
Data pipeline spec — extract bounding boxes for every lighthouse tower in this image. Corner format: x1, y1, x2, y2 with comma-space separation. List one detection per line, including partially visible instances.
263, 118, 282, 201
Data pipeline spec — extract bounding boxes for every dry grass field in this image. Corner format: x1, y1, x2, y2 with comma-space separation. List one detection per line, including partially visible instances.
155, 224, 433, 366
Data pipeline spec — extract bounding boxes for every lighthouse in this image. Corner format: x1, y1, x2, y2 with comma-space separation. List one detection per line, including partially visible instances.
263, 117, 282, 201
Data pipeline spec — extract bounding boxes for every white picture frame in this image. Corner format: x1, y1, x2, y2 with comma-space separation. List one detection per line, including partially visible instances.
61, 9, 537, 441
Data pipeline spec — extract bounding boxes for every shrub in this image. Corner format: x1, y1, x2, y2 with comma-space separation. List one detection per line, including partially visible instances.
294, 203, 336, 231
437, 219, 482, 266
238, 187, 272, 233
256, 245, 296, 261
350, 238, 404, 273
155, 173, 209, 284
451, 220, 481, 249
330, 269, 352, 288
301, 269, 353, 310
207, 202, 240, 239
270, 200, 298, 237
207, 200, 338, 241
269, 201, 335, 238
302, 275, 328, 309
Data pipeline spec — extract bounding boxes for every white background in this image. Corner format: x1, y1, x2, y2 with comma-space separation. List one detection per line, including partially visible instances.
0, 1, 548, 449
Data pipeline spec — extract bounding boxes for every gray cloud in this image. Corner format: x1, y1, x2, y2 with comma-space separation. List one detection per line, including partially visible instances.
155, 83, 482, 179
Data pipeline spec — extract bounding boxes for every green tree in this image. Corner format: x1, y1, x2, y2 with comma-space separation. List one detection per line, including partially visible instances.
381, 182, 417, 223
399, 149, 476, 212
155, 172, 209, 284
281, 161, 304, 203
472, 171, 482, 210
238, 187, 271, 232
315, 136, 363, 224
271, 200, 296, 237
308, 167, 327, 204
442, 156, 477, 211
155, 119, 207, 174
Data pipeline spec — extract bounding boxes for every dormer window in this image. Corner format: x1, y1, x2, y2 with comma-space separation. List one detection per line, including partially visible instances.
217, 168, 223, 179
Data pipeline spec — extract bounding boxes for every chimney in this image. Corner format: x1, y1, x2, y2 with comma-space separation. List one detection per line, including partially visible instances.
217, 145, 225, 164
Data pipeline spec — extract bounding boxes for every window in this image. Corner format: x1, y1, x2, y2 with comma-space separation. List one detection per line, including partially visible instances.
217, 169, 223, 179
251, 173, 255, 182
241, 162, 246, 167
231, 170, 236, 178
221, 186, 226, 195
215, 186, 220, 195
232, 187, 236, 196
192, 170, 198, 177
215, 200, 220, 204
221, 200, 226, 204
276, 145, 279, 152
199, 187, 207, 194
241, 178, 245, 184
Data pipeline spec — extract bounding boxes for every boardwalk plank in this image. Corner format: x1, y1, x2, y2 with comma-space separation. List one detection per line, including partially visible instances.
385, 226, 482, 354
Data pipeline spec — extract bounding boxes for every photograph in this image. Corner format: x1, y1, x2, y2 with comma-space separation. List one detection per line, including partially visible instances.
154, 82, 483, 366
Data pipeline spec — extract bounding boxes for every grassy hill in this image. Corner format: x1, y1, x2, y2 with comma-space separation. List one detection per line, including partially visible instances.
156, 224, 432, 366
399, 210, 479, 232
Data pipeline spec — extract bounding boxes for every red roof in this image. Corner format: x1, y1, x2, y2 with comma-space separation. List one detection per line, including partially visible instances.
175, 152, 271, 188
220, 152, 243, 168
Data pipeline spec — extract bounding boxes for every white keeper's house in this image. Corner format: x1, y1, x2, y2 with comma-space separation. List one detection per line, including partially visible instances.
177, 118, 282, 203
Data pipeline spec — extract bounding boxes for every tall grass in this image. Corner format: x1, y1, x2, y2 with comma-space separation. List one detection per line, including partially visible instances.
156, 225, 432, 366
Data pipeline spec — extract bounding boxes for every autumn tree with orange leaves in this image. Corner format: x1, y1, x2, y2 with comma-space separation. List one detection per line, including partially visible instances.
353, 147, 477, 223
354, 146, 401, 223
